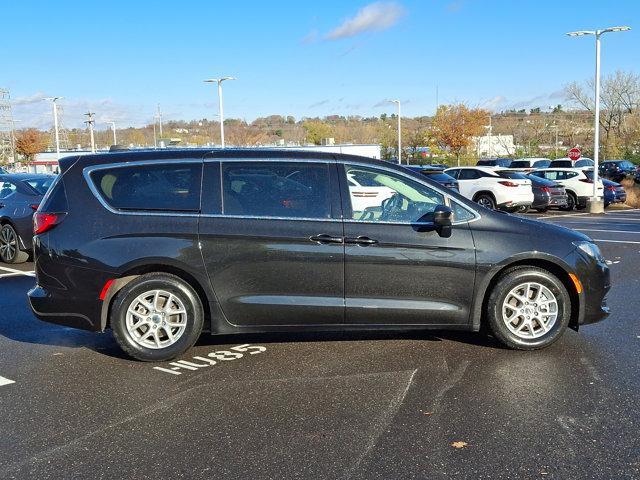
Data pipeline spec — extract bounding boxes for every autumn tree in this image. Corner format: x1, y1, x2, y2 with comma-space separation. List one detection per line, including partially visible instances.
302, 120, 334, 145
15, 129, 48, 163
432, 104, 489, 165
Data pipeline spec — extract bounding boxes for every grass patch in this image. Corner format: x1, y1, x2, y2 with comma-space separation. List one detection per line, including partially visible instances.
621, 179, 640, 208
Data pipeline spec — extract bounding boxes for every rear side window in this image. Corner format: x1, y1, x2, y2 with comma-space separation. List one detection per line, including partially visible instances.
458, 170, 480, 180
40, 175, 69, 212
90, 163, 202, 212
222, 162, 332, 219
0, 181, 16, 199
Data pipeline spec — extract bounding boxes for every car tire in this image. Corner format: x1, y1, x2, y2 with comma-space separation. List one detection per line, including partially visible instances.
475, 193, 496, 210
485, 266, 571, 350
110, 273, 204, 362
535, 207, 548, 213
560, 192, 576, 211
0, 224, 29, 264
515, 205, 528, 214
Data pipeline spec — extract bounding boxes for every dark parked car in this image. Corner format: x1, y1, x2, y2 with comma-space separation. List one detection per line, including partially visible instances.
509, 158, 551, 171
549, 158, 594, 169
403, 165, 459, 191
28, 150, 610, 361
525, 174, 569, 212
0, 173, 56, 263
600, 178, 626, 207
477, 158, 512, 168
599, 160, 639, 183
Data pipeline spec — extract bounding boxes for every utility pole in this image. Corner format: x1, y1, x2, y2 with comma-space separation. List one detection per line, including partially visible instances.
84, 112, 96, 153
391, 99, 402, 164
153, 120, 157, 148
157, 104, 163, 139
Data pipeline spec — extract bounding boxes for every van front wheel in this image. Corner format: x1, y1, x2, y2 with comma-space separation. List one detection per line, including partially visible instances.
485, 267, 571, 350
110, 273, 204, 361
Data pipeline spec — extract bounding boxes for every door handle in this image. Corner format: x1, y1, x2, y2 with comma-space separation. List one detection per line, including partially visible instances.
345, 236, 378, 246
309, 234, 343, 244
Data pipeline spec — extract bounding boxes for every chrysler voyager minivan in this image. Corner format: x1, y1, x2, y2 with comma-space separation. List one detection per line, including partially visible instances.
28, 149, 610, 361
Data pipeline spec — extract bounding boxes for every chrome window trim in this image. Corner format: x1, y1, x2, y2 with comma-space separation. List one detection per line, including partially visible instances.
83, 159, 203, 217
199, 214, 339, 222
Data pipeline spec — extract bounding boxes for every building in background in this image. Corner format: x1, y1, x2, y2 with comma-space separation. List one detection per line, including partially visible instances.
472, 134, 515, 157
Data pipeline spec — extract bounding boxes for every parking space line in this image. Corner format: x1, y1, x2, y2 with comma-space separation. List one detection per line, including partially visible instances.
0, 376, 15, 387
592, 239, 640, 245
537, 212, 591, 220
0, 266, 35, 277
575, 229, 640, 234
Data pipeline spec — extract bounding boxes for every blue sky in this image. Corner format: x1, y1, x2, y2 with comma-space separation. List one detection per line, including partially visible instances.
3, 0, 639, 129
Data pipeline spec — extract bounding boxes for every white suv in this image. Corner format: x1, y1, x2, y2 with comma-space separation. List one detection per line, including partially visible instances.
346, 170, 395, 212
529, 168, 604, 210
445, 166, 534, 211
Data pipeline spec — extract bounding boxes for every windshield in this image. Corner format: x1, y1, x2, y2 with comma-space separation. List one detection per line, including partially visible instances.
509, 161, 530, 168
497, 171, 528, 180
617, 161, 635, 169
24, 176, 56, 195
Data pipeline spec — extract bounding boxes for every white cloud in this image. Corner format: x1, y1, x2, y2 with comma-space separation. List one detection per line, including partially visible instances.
480, 95, 507, 111
326, 2, 406, 40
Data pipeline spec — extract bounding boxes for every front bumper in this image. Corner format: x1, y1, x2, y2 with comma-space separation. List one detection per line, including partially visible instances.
576, 257, 611, 326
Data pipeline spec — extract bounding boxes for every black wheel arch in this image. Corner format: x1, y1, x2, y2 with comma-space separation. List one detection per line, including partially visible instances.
471, 254, 582, 333
100, 260, 219, 333
472, 191, 496, 203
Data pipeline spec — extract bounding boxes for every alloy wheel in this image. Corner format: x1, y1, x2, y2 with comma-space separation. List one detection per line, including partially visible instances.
0, 226, 17, 262
125, 289, 188, 349
501, 282, 558, 339
477, 196, 495, 210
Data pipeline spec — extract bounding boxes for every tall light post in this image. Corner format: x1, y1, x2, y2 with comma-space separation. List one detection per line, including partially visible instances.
157, 104, 163, 139
105, 121, 117, 145
44, 97, 63, 159
548, 123, 559, 157
204, 77, 235, 147
84, 112, 96, 153
567, 26, 630, 211
390, 100, 402, 164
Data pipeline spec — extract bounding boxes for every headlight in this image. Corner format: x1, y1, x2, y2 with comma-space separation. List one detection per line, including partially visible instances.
573, 241, 605, 263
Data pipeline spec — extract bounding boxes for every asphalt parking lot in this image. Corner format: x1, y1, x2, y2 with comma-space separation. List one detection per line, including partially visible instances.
1, 210, 639, 479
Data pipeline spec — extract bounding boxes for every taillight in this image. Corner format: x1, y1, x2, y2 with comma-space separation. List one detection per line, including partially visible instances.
498, 181, 519, 187
33, 212, 65, 235
539, 186, 551, 193
30, 204, 40, 211
579, 178, 593, 183
606, 185, 616, 191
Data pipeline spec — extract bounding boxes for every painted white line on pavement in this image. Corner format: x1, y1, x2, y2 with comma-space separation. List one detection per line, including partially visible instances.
593, 239, 640, 245
537, 212, 590, 220
576, 229, 640, 234
0, 266, 35, 277
0, 376, 15, 387
0, 272, 35, 279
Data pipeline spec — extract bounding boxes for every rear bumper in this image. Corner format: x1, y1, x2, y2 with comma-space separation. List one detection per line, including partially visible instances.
28, 284, 102, 331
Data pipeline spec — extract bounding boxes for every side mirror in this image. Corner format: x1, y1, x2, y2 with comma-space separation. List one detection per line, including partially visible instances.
417, 205, 453, 238
433, 205, 453, 238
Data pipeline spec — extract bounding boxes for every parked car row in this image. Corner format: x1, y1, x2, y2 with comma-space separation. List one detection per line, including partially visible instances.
0, 173, 56, 263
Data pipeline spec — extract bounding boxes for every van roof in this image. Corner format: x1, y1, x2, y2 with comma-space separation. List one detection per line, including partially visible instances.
58, 148, 386, 171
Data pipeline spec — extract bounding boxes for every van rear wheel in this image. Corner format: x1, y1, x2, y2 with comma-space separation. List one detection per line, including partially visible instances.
110, 273, 204, 361
485, 266, 571, 350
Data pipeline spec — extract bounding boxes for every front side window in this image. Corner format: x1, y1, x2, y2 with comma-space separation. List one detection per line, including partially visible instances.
0, 182, 17, 199
222, 162, 331, 219
91, 162, 202, 212
344, 165, 444, 223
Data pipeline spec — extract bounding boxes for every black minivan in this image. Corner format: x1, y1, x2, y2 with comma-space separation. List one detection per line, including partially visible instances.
28, 149, 610, 361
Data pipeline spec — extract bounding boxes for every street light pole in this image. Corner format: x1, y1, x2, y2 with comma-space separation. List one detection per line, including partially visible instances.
157, 104, 163, 139
44, 97, 63, 160
204, 77, 235, 147
84, 112, 96, 153
106, 121, 117, 145
567, 26, 630, 210
391, 100, 402, 164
